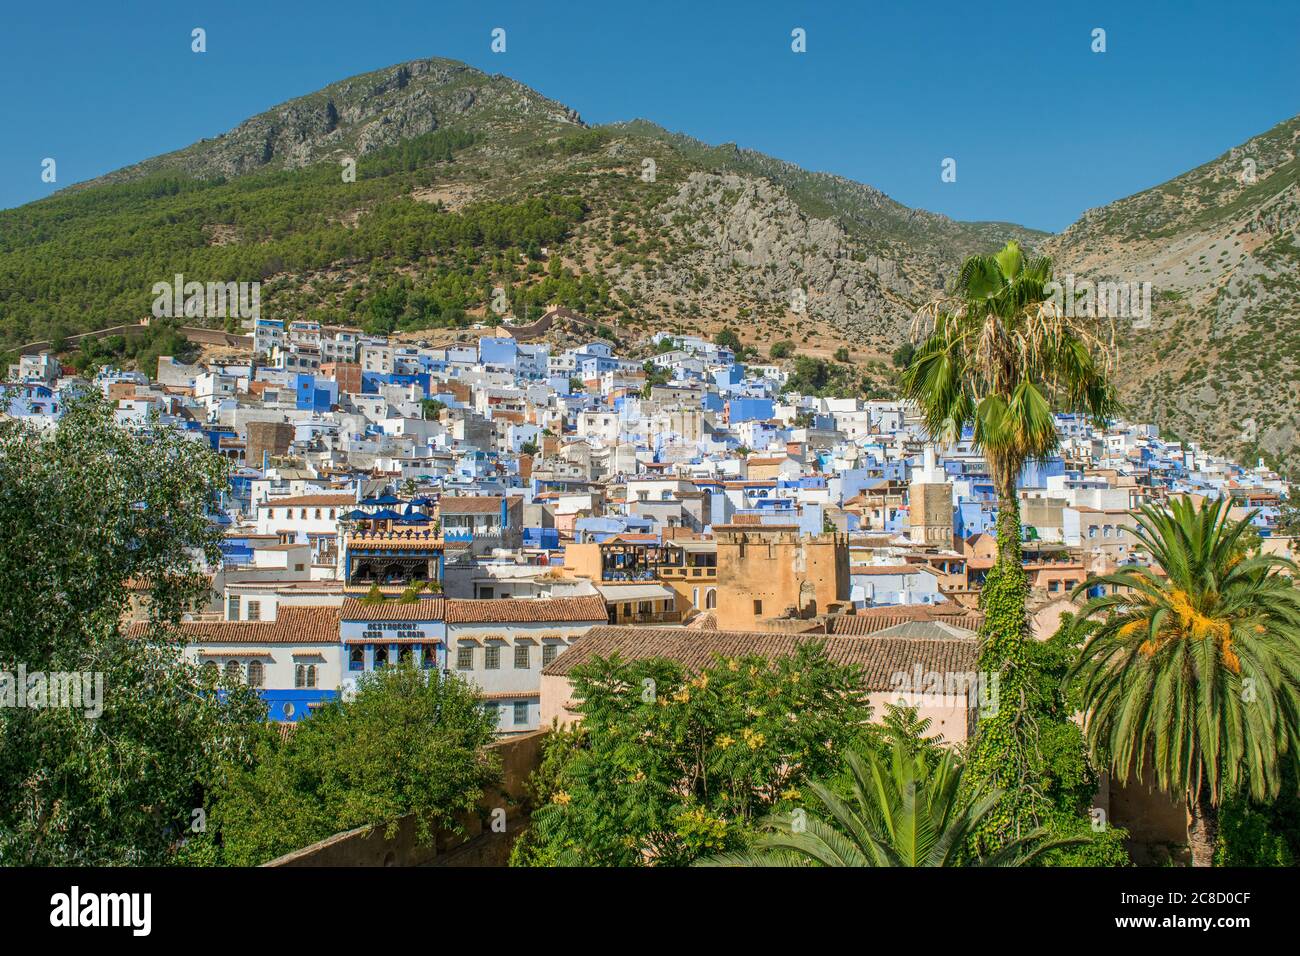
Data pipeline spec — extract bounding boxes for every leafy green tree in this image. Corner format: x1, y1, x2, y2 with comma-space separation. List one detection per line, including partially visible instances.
1216, 761, 1300, 865
209, 664, 500, 865
891, 342, 916, 369
697, 744, 1083, 867
0, 397, 265, 865
713, 327, 742, 352
769, 339, 794, 360
1069, 497, 1300, 866
420, 398, 445, 420
511, 644, 874, 866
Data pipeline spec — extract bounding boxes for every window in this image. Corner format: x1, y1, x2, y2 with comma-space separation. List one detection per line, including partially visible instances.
227, 595, 239, 621
542, 643, 559, 667
483, 702, 499, 724
457, 645, 474, 670
246, 600, 261, 621
485, 645, 501, 670
513, 701, 529, 726
314, 509, 321, 519
295, 664, 306, 688
514, 644, 530, 669
329, 509, 336, 520
247, 660, 264, 687
305, 665, 317, 688
299, 509, 307, 519
373, 647, 389, 669
349, 648, 363, 672
705, 589, 717, 610
753, 599, 763, 616
399, 646, 413, 665
224, 660, 242, 683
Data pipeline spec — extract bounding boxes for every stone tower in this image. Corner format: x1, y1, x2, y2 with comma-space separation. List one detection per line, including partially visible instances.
908, 446, 954, 546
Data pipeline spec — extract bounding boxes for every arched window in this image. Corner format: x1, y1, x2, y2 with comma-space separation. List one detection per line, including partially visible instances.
306, 665, 317, 688
224, 660, 242, 683
350, 648, 364, 671
374, 646, 389, 669
247, 660, 264, 688
399, 646, 413, 666
705, 588, 717, 610
295, 664, 306, 688
421, 645, 437, 669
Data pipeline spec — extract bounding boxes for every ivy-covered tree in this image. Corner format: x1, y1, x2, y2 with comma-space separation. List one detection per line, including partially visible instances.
900, 241, 1119, 853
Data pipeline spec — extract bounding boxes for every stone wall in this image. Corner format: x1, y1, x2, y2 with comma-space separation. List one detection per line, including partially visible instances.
263, 728, 547, 867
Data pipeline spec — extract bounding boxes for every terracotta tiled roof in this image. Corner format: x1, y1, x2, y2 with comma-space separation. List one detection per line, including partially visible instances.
445, 595, 608, 624
542, 625, 978, 692
340, 597, 446, 621
128, 606, 341, 644
829, 604, 984, 636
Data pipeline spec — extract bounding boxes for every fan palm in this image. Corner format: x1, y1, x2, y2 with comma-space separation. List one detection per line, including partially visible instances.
1069, 496, 1300, 866
695, 744, 1082, 867
901, 241, 1118, 566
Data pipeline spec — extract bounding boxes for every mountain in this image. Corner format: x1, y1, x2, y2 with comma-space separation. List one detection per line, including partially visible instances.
1046, 115, 1299, 467
81, 59, 585, 186
1, 56, 1295, 467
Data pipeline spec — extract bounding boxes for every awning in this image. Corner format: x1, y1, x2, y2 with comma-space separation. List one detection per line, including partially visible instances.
595, 583, 678, 603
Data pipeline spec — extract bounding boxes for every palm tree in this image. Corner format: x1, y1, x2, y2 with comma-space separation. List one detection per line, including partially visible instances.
1069, 496, 1300, 866
901, 240, 1118, 567
695, 744, 1082, 867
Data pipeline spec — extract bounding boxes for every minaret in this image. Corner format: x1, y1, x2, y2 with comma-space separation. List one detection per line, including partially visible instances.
908, 446, 954, 546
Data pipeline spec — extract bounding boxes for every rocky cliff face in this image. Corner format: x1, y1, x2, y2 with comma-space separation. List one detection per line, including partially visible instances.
83, 58, 585, 185
1046, 115, 1300, 465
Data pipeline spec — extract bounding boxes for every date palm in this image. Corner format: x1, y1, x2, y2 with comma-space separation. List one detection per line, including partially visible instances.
1069, 496, 1300, 866
901, 241, 1118, 566
695, 745, 1082, 867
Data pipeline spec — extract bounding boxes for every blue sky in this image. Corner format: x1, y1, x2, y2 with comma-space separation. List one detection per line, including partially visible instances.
1, 0, 1296, 229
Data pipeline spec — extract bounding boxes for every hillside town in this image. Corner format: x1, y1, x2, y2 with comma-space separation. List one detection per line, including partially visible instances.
5, 309, 1293, 753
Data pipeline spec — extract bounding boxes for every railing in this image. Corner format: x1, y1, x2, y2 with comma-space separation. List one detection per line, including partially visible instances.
615, 609, 682, 624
